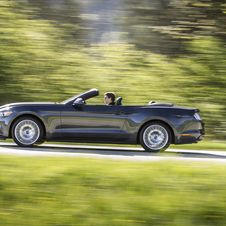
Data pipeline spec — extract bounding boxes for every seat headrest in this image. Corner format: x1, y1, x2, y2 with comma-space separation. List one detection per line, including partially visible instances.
148, 101, 155, 105
116, 97, 123, 105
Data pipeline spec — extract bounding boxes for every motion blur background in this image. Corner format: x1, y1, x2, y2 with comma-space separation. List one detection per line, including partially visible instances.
1, 2, 226, 225
1, 0, 226, 140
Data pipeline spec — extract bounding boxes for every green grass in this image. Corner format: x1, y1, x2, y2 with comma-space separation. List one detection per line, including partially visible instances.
1, 155, 226, 225
169, 140, 226, 151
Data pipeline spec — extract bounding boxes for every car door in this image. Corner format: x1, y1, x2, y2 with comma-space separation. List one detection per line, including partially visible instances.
61, 104, 127, 141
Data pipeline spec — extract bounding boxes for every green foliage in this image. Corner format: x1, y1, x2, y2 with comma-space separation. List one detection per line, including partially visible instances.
1, 155, 226, 225
0, 0, 226, 140
0, 0, 65, 103
174, 37, 226, 137
122, 0, 226, 53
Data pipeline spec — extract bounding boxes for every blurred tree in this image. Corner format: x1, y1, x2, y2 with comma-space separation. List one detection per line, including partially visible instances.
27, 0, 84, 43
25, 0, 226, 56
122, 0, 226, 55
0, 0, 68, 104
174, 37, 226, 138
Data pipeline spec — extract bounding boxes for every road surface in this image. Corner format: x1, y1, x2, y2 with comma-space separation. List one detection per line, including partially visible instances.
1, 142, 226, 162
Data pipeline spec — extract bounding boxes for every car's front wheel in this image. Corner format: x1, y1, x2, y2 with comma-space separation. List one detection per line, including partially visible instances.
139, 122, 171, 152
11, 117, 45, 147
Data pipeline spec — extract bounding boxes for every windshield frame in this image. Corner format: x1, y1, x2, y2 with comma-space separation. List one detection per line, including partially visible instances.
61, 88, 99, 105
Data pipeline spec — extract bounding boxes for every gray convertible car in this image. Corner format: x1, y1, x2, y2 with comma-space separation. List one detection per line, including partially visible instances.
0, 88, 204, 152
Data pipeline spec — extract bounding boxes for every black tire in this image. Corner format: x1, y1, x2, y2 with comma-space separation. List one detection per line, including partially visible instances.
139, 122, 171, 152
11, 116, 45, 147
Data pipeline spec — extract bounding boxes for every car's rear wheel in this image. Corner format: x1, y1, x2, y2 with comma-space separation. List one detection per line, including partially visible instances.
139, 122, 171, 152
12, 117, 44, 147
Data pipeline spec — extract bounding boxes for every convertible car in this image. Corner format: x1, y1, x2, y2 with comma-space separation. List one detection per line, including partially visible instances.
0, 88, 204, 152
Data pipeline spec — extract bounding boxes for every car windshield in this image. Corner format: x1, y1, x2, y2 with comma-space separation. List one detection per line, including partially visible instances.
60, 95, 80, 105
61, 88, 99, 105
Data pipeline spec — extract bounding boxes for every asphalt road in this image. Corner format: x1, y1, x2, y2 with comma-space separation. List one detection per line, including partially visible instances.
1, 142, 226, 162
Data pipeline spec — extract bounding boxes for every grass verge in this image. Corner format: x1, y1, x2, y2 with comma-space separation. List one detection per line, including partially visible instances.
169, 140, 226, 151
1, 155, 226, 225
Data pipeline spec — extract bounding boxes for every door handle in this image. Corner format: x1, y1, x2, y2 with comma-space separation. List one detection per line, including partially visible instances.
113, 111, 124, 115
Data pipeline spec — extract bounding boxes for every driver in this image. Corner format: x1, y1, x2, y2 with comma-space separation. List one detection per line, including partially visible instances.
104, 92, 115, 105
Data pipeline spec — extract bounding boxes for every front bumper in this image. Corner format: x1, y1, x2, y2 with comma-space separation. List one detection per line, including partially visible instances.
0, 118, 10, 139
0, 126, 7, 140
0, 134, 6, 140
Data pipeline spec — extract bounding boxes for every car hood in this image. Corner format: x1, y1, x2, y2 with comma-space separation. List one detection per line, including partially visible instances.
0, 102, 60, 110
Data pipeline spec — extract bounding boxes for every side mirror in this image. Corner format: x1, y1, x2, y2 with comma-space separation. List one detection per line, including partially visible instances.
73, 98, 84, 107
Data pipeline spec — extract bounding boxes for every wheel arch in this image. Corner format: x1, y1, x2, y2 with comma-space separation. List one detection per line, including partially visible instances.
9, 114, 46, 139
137, 120, 175, 145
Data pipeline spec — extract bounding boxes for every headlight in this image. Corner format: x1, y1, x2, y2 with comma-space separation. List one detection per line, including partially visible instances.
194, 113, 202, 121
0, 111, 13, 117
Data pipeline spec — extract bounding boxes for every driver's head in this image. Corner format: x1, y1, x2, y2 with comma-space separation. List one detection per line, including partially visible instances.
104, 92, 115, 105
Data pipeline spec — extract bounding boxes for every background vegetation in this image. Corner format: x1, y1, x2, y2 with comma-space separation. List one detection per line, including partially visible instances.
1, 0, 226, 140
2, 155, 226, 225
1, 2, 225, 223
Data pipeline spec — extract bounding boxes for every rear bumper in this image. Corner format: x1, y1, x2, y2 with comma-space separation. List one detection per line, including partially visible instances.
177, 132, 204, 144
176, 122, 205, 145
